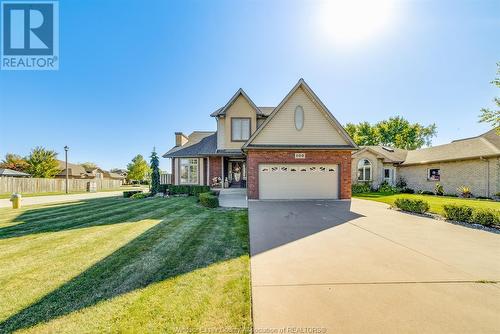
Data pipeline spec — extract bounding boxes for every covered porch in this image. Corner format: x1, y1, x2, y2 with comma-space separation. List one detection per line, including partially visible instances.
207, 154, 247, 189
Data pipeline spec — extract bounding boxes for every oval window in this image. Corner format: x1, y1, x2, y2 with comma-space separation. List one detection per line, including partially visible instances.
295, 105, 304, 130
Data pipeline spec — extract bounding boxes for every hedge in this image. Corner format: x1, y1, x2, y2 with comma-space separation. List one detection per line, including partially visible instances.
394, 198, 430, 214
123, 190, 143, 198
444, 204, 499, 226
199, 192, 219, 208
443, 204, 473, 223
159, 185, 210, 196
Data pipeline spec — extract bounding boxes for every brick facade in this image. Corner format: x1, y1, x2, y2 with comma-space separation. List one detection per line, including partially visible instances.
398, 157, 500, 197
246, 149, 352, 199
208, 156, 222, 186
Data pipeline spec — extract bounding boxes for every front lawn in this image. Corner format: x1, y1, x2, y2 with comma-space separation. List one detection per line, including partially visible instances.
0, 186, 147, 199
354, 192, 500, 216
0, 197, 250, 333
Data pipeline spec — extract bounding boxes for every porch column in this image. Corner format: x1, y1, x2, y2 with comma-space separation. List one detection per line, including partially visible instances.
207, 158, 210, 186
221, 157, 224, 188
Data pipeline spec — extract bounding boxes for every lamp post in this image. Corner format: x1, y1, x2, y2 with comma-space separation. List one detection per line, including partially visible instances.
64, 146, 69, 194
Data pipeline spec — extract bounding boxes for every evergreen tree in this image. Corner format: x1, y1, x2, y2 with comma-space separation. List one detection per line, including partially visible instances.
150, 148, 160, 195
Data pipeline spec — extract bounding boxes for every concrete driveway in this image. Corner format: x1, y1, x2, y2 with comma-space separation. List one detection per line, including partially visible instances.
249, 199, 500, 334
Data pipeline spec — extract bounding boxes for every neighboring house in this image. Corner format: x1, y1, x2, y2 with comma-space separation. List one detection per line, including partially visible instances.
352, 146, 407, 187
352, 129, 500, 197
55, 161, 126, 184
0, 168, 30, 177
163, 79, 358, 200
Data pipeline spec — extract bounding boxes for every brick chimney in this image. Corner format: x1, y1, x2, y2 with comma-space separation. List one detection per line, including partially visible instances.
175, 132, 188, 147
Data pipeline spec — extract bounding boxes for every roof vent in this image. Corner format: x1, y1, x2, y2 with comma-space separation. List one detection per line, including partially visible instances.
382, 146, 394, 152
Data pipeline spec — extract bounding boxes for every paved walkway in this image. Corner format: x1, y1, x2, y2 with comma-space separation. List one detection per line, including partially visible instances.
249, 198, 500, 333
218, 188, 247, 208
0, 191, 124, 208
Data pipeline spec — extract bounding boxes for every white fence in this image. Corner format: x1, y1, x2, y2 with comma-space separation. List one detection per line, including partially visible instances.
0, 177, 123, 195
160, 172, 172, 185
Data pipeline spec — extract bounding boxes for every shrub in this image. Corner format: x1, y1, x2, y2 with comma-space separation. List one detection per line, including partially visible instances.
199, 192, 219, 208
394, 198, 430, 214
472, 209, 500, 226
123, 190, 142, 198
395, 177, 407, 188
419, 190, 435, 195
159, 185, 210, 196
475, 196, 492, 200
378, 181, 398, 193
434, 183, 444, 196
352, 183, 371, 194
443, 204, 474, 222
457, 186, 472, 198
400, 187, 415, 194
130, 192, 148, 199
444, 193, 458, 197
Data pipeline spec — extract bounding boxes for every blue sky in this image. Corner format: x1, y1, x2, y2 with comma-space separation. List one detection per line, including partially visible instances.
0, 0, 499, 171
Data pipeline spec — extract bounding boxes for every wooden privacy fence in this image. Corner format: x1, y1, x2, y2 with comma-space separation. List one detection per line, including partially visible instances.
160, 172, 172, 185
0, 177, 123, 195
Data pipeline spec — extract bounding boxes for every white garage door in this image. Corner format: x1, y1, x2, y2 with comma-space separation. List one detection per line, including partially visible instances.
259, 164, 339, 200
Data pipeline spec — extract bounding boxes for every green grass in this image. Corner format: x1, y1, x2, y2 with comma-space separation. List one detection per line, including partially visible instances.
0, 186, 147, 199
0, 196, 250, 333
354, 192, 500, 215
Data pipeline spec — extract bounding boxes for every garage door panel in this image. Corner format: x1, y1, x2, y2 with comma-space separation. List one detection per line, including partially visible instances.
259, 164, 339, 200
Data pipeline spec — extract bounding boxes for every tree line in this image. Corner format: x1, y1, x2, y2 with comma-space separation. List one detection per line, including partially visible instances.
0, 147, 160, 186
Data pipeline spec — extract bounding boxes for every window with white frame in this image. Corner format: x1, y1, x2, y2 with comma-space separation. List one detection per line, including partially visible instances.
231, 118, 250, 141
180, 158, 198, 184
357, 159, 372, 181
295, 105, 304, 130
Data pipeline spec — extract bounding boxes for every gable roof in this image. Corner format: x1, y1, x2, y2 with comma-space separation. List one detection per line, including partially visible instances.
353, 146, 408, 163
210, 88, 265, 117
401, 129, 500, 165
56, 160, 86, 177
243, 78, 357, 149
0, 168, 30, 177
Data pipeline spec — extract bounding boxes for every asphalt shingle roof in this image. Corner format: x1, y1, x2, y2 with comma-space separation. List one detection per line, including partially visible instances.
163, 133, 218, 158
0, 168, 30, 177
402, 129, 500, 165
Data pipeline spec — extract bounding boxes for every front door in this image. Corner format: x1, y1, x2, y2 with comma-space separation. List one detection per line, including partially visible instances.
228, 161, 246, 188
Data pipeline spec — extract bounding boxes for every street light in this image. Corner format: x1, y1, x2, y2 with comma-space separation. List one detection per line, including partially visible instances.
64, 146, 69, 194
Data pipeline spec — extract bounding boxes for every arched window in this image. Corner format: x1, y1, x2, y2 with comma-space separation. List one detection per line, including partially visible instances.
295, 105, 304, 130
357, 159, 372, 181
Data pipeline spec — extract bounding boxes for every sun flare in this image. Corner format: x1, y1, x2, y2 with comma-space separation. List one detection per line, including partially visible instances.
317, 0, 397, 46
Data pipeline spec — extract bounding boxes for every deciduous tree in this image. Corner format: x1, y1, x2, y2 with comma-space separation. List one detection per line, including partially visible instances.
0, 153, 29, 172
79, 162, 98, 170
127, 155, 150, 182
345, 116, 437, 150
25, 147, 60, 178
479, 62, 500, 134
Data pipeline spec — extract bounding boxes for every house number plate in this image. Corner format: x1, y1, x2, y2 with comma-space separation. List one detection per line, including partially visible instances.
294, 153, 306, 159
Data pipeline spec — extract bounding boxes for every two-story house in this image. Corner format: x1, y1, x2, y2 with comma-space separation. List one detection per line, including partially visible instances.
163, 79, 358, 200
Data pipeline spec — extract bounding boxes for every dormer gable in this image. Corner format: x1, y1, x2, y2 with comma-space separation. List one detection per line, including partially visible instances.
243, 79, 357, 149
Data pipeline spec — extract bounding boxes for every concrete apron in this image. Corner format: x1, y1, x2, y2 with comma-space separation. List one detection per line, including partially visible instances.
218, 188, 247, 208
249, 199, 500, 334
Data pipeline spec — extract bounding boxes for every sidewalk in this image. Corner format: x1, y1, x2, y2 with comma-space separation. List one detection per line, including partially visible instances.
0, 191, 124, 208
